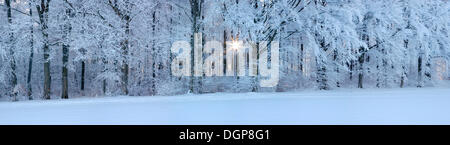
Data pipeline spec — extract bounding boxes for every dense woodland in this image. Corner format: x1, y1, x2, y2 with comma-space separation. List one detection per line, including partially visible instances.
0, 0, 449, 101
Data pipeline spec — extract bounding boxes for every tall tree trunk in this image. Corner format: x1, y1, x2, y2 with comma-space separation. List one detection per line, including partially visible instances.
425, 57, 432, 83
80, 12, 86, 92
189, 0, 203, 94
358, 49, 365, 89
103, 79, 107, 94
222, 30, 227, 92
81, 61, 85, 91
6, 0, 18, 101
27, 0, 34, 100
316, 59, 328, 90
101, 57, 108, 94
121, 18, 130, 95
417, 55, 423, 87
252, 42, 259, 92
43, 44, 51, 100
61, 8, 72, 99
298, 43, 303, 87
333, 50, 340, 88
151, 11, 157, 95
400, 40, 408, 88
400, 76, 405, 88
61, 45, 69, 99
349, 60, 354, 80
37, 0, 52, 100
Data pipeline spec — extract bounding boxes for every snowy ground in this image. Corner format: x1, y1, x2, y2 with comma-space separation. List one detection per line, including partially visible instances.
1, 87, 450, 125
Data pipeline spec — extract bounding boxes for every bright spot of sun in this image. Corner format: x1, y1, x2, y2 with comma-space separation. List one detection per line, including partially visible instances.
230, 40, 241, 50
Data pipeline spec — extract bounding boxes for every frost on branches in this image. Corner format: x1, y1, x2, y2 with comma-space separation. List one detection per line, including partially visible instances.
0, 0, 449, 100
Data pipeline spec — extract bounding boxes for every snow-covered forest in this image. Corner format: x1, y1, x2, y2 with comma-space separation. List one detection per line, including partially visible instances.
0, 0, 449, 101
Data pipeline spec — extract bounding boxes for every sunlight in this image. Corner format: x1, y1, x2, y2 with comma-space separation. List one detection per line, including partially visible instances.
230, 40, 241, 50
229, 36, 242, 51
